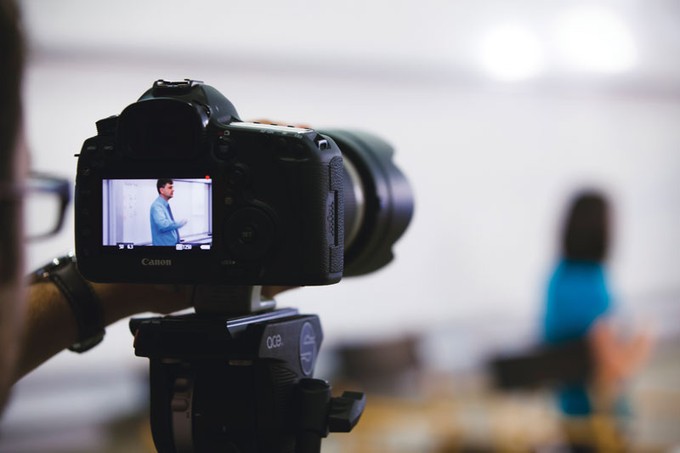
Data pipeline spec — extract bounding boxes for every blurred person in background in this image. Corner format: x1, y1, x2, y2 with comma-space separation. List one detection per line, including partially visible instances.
543, 190, 653, 451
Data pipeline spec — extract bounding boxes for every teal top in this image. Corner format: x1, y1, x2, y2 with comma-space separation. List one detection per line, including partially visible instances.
543, 259, 611, 416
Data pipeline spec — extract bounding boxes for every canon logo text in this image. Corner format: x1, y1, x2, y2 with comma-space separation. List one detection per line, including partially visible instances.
141, 258, 173, 266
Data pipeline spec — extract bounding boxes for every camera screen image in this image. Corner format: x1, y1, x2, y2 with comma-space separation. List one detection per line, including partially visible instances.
102, 178, 212, 250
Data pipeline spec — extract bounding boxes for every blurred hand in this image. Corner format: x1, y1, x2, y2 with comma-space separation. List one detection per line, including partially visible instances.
589, 319, 656, 402
250, 118, 312, 129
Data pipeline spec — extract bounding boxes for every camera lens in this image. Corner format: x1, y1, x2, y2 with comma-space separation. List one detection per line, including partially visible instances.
319, 130, 414, 277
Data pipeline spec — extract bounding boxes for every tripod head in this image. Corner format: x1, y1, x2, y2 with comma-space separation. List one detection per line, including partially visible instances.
130, 286, 365, 453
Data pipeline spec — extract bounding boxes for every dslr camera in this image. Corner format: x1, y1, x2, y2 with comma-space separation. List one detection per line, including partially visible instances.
75, 79, 411, 287
73, 80, 413, 453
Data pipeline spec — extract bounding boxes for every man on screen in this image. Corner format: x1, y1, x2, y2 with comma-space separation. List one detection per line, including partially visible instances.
150, 179, 187, 245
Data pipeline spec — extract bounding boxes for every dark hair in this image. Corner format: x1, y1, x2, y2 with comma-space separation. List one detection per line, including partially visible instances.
561, 191, 609, 262
0, 0, 23, 179
156, 179, 173, 194
0, 0, 25, 283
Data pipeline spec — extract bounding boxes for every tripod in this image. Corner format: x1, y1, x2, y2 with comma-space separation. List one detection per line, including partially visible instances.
130, 286, 365, 453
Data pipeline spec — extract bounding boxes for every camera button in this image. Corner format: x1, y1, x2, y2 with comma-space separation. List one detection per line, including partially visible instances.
226, 164, 249, 187
214, 137, 235, 161
224, 207, 274, 260
171, 398, 189, 412
216, 143, 231, 159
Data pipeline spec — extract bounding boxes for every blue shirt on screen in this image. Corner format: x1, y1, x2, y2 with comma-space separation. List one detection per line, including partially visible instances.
150, 196, 182, 246
543, 259, 611, 416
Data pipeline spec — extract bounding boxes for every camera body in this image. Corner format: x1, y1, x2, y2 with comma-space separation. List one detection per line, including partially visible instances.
75, 80, 344, 285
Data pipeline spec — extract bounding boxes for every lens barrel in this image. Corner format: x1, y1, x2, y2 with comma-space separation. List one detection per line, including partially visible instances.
319, 130, 414, 277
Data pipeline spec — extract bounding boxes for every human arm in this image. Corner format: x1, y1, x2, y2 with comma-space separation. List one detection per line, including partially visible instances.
586, 318, 654, 413
588, 319, 654, 393
150, 202, 186, 232
14, 279, 293, 383
13, 281, 192, 382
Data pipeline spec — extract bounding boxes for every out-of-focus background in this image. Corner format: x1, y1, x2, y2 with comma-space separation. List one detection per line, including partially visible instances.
3, 0, 679, 451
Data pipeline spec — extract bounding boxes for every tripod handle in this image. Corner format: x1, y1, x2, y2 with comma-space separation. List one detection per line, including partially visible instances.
295, 378, 366, 453
328, 391, 366, 433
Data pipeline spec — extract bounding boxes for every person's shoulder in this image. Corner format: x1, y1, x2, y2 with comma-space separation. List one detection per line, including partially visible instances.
552, 259, 605, 286
561, 259, 603, 272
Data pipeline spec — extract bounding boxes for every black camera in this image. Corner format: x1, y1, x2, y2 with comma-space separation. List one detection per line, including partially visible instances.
75, 80, 414, 452
75, 79, 412, 286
